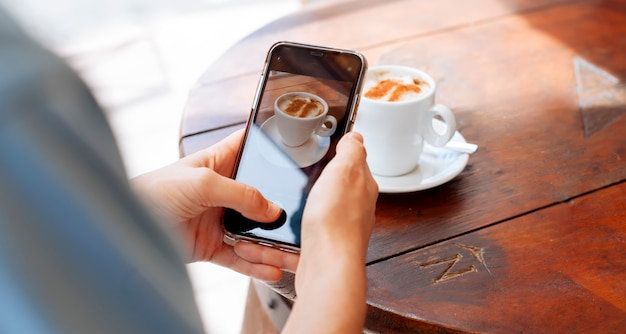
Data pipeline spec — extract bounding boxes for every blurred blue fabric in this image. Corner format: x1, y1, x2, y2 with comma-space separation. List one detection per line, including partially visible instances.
0, 7, 204, 333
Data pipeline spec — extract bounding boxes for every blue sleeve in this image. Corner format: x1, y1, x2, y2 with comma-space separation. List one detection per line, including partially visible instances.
0, 8, 205, 334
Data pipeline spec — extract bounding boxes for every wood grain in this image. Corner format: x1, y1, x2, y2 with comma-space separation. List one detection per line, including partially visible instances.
364, 0, 626, 262
179, 0, 626, 331
366, 181, 626, 333
181, 0, 593, 138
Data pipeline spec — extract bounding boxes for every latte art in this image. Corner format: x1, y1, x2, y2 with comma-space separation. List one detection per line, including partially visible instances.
278, 96, 324, 118
364, 71, 430, 102
274, 91, 334, 147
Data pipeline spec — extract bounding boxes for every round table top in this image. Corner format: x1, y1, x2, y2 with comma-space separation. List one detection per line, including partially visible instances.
180, 0, 626, 332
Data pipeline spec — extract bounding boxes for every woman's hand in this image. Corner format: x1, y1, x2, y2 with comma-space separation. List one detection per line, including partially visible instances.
283, 132, 379, 334
300, 132, 378, 260
132, 130, 298, 282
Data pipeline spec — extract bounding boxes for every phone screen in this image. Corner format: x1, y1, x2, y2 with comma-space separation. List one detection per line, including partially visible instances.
223, 42, 366, 251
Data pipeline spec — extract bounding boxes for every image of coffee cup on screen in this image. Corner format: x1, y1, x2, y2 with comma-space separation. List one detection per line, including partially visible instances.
273, 92, 336, 147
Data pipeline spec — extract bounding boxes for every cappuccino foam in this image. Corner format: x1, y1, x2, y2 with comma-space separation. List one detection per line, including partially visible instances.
364, 71, 430, 102
278, 95, 324, 118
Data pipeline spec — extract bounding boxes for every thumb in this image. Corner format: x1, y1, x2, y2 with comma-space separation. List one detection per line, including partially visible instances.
201, 171, 281, 222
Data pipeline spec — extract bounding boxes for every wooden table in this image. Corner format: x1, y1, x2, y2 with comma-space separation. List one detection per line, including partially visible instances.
179, 0, 626, 332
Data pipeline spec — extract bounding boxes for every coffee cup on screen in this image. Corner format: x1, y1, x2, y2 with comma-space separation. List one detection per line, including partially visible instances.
274, 92, 336, 147
352, 65, 457, 176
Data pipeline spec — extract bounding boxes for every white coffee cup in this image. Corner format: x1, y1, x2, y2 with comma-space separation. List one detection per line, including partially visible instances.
353, 65, 457, 176
274, 92, 336, 147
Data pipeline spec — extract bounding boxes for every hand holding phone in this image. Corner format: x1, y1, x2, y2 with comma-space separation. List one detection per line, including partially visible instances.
222, 41, 368, 252
299, 132, 378, 254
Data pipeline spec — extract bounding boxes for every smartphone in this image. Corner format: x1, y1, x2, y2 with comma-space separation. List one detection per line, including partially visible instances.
222, 41, 367, 252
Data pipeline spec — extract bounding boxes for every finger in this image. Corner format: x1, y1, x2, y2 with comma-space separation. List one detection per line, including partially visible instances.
334, 132, 367, 164
345, 130, 364, 143
206, 129, 245, 156
211, 244, 285, 282
318, 133, 369, 184
339, 132, 376, 181
234, 242, 300, 273
184, 129, 245, 171
343, 132, 378, 192
201, 171, 282, 222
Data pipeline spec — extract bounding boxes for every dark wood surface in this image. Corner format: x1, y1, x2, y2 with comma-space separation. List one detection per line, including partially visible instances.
180, 0, 626, 332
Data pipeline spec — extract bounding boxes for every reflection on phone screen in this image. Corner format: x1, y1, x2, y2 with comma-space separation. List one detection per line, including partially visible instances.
225, 69, 355, 248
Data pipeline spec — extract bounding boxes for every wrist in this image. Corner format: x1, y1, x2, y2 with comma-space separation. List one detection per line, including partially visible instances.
296, 240, 368, 295
302, 228, 369, 263
288, 250, 368, 334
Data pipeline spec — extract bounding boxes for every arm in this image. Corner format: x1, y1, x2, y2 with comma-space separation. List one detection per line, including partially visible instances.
133, 130, 377, 332
284, 132, 378, 333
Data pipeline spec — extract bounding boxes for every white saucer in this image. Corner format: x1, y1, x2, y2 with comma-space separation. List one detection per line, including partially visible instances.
373, 123, 470, 193
257, 116, 330, 168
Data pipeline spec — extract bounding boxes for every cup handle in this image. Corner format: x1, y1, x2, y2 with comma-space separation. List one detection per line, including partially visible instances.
423, 104, 457, 147
316, 115, 337, 137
